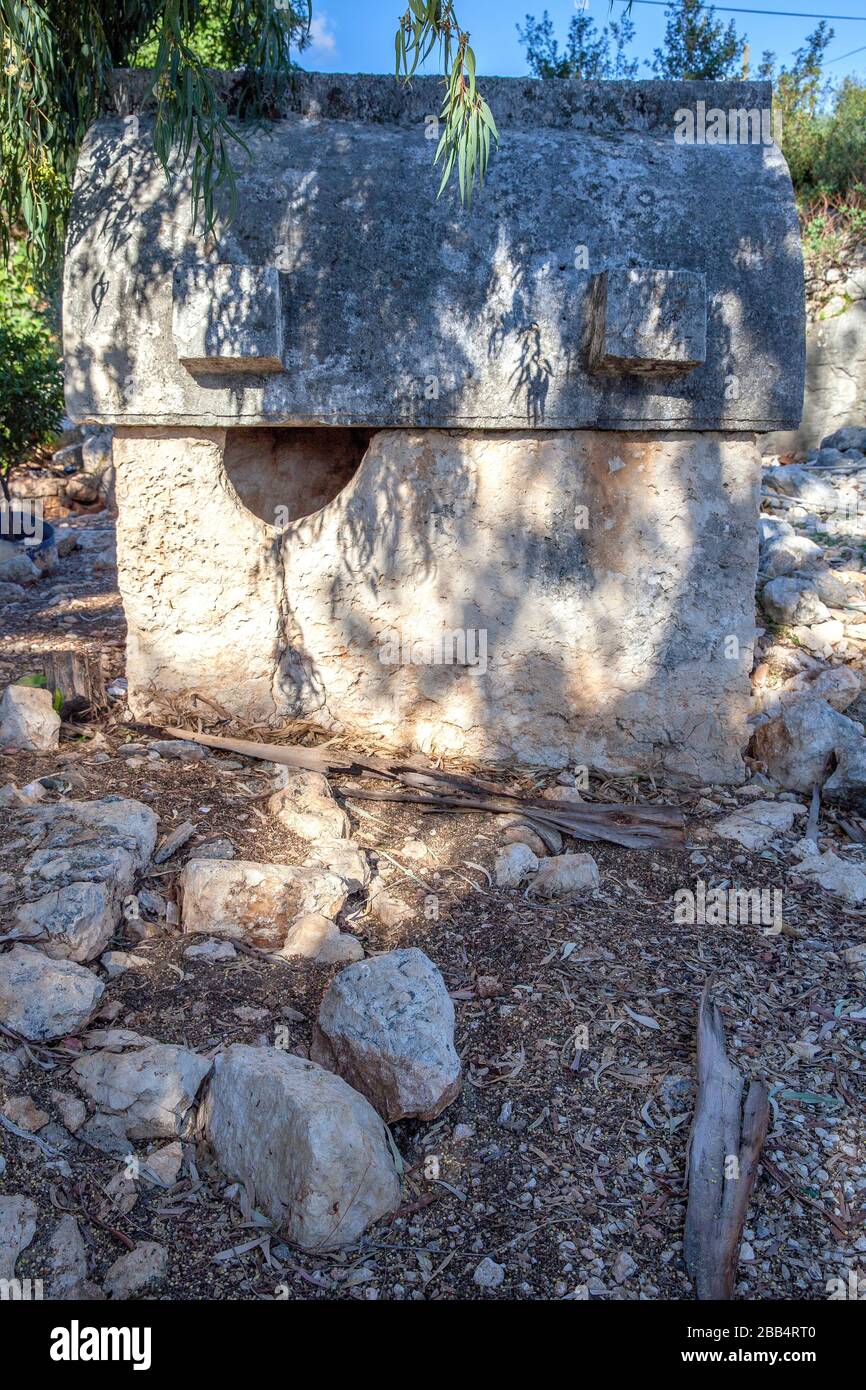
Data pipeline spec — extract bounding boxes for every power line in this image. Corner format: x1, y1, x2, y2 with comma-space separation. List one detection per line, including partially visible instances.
614, 0, 866, 19
826, 40, 866, 60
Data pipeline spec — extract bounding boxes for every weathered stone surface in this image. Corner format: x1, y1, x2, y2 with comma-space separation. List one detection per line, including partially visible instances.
65, 473, 100, 504
765, 305, 866, 456
0, 944, 104, 1041
114, 428, 761, 781
66, 76, 802, 431
0, 684, 60, 751
72, 1044, 211, 1139
311, 947, 461, 1122
750, 697, 864, 792
791, 849, 866, 904
183, 937, 237, 963
0, 548, 38, 585
314, 932, 365, 964
0, 1195, 37, 1279
199, 1044, 401, 1249
824, 737, 866, 798
760, 578, 829, 626
268, 770, 350, 842
12, 881, 116, 963
784, 664, 861, 713
303, 839, 370, 893
104, 1241, 169, 1299
48, 1215, 92, 1299
3, 1094, 48, 1131
588, 268, 706, 376
760, 533, 824, 578
180, 858, 348, 948
494, 841, 539, 888
174, 264, 283, 374
281, 913, 339, 960
714, 799, 806, 850
527, 851, 600, 897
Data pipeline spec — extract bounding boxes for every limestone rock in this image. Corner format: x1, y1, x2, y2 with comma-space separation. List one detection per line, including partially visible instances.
750, 697, 864, 792
140, 1141, 184, 1188
104, 1242, 169, 1299
65, 473, 100, 504
50, 1090, 87, 1133
12, 881, 116, 963
784, 665, 861, 713
48, 1215, 92, 1299
3, 1094, 49, 1131
183, 938, 237, 963
791, 850, 866, 905
281, 913, 339, 960
268, 769, 350, 842
824, 737, 866, 798
367, 874, 413, 929
100, 950, 152, 978
0, 547, 38, 585
311, 947, 461, 1122
199, 1044, 401, 1250
760, 577, 829, 626
0, 1195, 38, 1279
0, 944, 105, 1041
473, 1257, 505, 1289
71, 1043, 211, 1139
494, 841, 539, 888
315, 932, 365, 964
714, 799, 806, 851
303, 839, 370, 893
761, 533, 824, 579
528, 852, 600, 897
0, 684, 60, 751
180, 858, 348, 949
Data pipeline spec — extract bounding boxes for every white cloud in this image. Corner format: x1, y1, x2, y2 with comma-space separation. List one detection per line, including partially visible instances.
307, 12, 337, 58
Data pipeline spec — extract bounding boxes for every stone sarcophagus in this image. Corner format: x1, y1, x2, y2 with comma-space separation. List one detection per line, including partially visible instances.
63, 74, 804, 781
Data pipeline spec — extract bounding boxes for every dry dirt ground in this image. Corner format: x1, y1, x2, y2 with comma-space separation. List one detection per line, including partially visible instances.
0, 511, 864, 1302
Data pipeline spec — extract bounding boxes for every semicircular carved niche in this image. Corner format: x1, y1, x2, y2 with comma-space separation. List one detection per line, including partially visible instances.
222, 427, 377, 527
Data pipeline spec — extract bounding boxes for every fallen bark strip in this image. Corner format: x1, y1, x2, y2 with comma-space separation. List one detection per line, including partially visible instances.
340, 783, 683, 850
684, 984, 770, 1300
161, 726, 685, 851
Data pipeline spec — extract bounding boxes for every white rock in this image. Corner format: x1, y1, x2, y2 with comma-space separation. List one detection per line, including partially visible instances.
0, 684, 60, 751
613, 1249, 638, 1284
268, 769, 350, 842
104, 1241, 169, 1299
303, 839, 370, 892
0, 944, 104, 1041
199, 1044, 401, 1250
12, 881, 116, 962
528, 852, 600, 897
0, 1195, 37, 1279
100, 950, 152, 978
0, 547, 39, 585
48, 1215, 90, 1299
751, 697, 864, 792
786, 664, 861, 712
183, 938, 237, 963
71, 1043, 211, 1139
50, 1089, 87, 1133
311, 947, 461, 1122
791, 850, 866, 905
714, 799, 806, 851
473, 1256, 505, 1289
315, 933, 365, 964
281, 913, 340, 959
494, 841, 539, 888
180, 858, 348, 949
140, 1141, 184, 1188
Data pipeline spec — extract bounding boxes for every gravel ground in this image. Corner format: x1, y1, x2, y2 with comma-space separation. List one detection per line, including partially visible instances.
1, 510, 864, 1301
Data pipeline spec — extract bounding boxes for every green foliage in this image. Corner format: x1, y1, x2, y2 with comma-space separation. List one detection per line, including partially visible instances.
0, 1, 309, 272
650, 0, 745, 80
0, 244, 64, 495
517, 9, 638, 81
395, 1, 498, 204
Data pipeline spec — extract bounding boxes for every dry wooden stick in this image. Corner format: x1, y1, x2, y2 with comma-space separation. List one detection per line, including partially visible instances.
684, 984, 770, 1300
161, 726, 684, 851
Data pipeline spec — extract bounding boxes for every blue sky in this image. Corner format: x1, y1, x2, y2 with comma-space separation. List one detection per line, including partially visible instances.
299, 0, 866, 83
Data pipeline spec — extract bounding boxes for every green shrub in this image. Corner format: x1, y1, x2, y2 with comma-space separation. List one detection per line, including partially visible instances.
0, 245, 64, 496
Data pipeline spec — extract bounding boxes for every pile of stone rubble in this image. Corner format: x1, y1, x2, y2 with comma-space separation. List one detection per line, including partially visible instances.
752, 424, 866, 798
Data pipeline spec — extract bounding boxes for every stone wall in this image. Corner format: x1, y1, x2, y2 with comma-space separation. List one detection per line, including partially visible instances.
763, 300, 866, 457
114, 425, 761, 783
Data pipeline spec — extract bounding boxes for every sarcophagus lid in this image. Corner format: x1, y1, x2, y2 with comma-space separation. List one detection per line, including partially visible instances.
64, 74, 804, 431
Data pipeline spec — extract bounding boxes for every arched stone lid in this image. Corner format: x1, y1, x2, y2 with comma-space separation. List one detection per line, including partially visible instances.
64, 73, 804, 431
